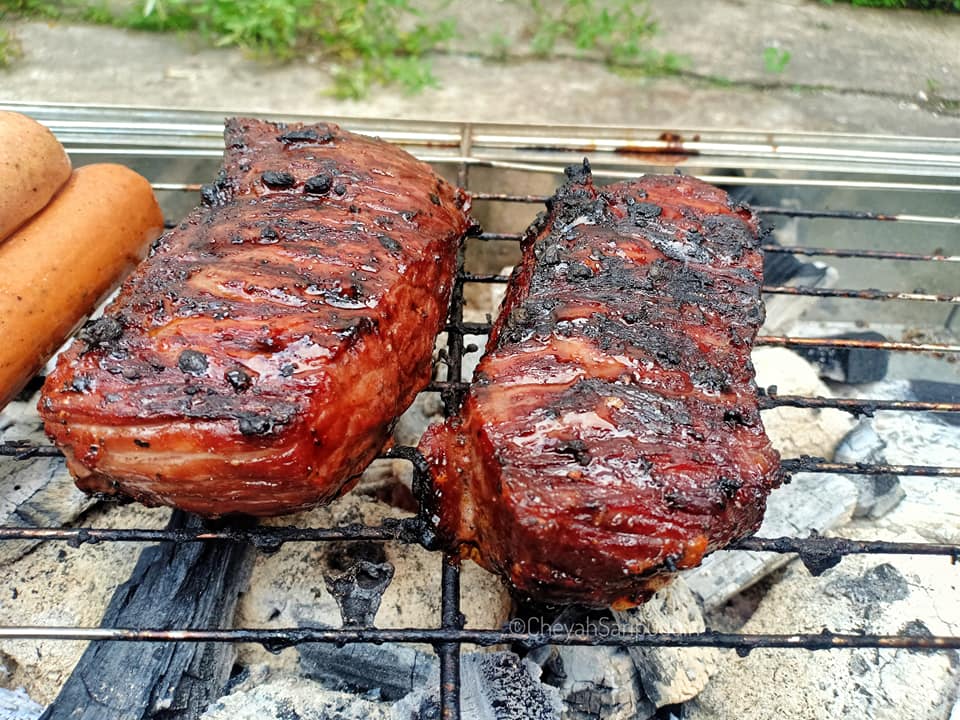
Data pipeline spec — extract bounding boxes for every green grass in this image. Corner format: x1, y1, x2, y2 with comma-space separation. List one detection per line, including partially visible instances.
0, 0, 457, 97
0, 0, 682, 95
528, 0, 662, 66
0, 24, 20, 67
762, 46, 791, 74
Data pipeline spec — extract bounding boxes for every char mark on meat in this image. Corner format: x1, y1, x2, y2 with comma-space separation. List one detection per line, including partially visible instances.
40, 118, 474, 517
419, 160, 781, 608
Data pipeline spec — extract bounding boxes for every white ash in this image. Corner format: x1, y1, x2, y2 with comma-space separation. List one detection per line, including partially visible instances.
0, 687, 42, 720
688, 380, 960, 719
0, 501, 170, 704
614, 578, 717, 709
0, 394, 96, 565
686, 550, 960, 720
234, 492, 511, 676
201, 673, 390, 720
753, 347, 856, 459
546, 644, 650, 720
683, 471, 857, 612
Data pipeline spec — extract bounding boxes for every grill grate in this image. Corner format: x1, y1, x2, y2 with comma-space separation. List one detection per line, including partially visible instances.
0, 103, 959, 719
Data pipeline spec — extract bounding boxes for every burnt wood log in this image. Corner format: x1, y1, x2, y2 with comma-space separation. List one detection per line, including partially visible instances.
40, 512, 254, 720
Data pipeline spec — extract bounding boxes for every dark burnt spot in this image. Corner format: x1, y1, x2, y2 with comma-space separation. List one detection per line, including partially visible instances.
378, 235, 401, 252
261, 171, 296, 188
79, 316, 123, 352
69, 375, 93, 393
226, 368, 252, 392
133, 439, 150, 448
304, 173, 334, 195
691, 367, 732, 393
259, 226, 279, 244
278, 127, 333, 144
200, 169, 230, 206
400, 210, 419, 223
557, 439, 592, 466
723, 408, 753, 427
429, 193, 441, 206
178, 349, 209, 376
566, 262, 593, 280
349, 205, 360, 214
536, 242, 561, 265
663, 491, 687, 511
335, 317, 377, 347
633, 203, 662, 220
238, 413, 276, 436
663, 553, 681, 573
333, 182, 347, 196
148, 235, 166, 258
200, 183, 219, 206
563, 158, 592, 185
718, 476, 742, 499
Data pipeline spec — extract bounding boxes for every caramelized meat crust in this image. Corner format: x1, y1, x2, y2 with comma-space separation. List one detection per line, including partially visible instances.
40, 118, 473, 517
419, 162, 781, 607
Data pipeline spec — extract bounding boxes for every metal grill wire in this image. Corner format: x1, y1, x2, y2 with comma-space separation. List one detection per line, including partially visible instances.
0, 119, 958, 720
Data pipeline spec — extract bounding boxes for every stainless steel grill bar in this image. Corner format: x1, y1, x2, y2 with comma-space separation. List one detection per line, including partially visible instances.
144, 172, 960, 195
460, 273, 960, 304
0, 626, 956, 653
0, 526, 954, 560
423, 382, 960, 415
757, 394, 960, 415
452, 324, 960, 354
3, 443, 957, 477
474, 234, 960, 264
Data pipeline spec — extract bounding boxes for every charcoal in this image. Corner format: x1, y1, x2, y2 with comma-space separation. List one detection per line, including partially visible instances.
614, 579, 716, 709
298, 639, 436, 701
683, 472, 857, 609
324, 559, 395, 627
909, 379, 960, 427
543, 644, 652, 720
834, 420, 905, 519
394, 652, 562, 720
39, 512, 253, 720
796, 331, 889, 384
0, 396, 96, 565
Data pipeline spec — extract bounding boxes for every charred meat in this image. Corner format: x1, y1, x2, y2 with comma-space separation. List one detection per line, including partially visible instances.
419, 162, 781, 607
40, 118, 473, 517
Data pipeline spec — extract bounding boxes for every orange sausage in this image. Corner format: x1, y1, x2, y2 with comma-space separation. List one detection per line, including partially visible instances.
0, 111, 72, 241
0, 163, 163, 408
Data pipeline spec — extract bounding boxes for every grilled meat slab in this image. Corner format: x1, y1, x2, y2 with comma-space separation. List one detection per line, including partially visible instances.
420, 162, 781, 607
40, 119, 473, 517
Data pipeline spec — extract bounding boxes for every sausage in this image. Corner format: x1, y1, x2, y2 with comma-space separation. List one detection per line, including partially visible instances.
0, 163, 163, 408
0, 111, 72, 241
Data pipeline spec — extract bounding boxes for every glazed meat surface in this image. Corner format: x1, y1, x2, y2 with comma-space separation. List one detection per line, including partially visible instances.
419, 162, 781, 607
41, 118, 473, 516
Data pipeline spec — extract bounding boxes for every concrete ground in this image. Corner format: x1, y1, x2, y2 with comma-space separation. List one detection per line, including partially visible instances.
1, 0, 959, 135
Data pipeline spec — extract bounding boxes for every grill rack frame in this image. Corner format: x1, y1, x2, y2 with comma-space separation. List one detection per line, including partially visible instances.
0, 104, 959, 719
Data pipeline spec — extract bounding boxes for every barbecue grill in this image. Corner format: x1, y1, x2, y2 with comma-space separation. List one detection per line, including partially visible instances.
0, 102, 958, 719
